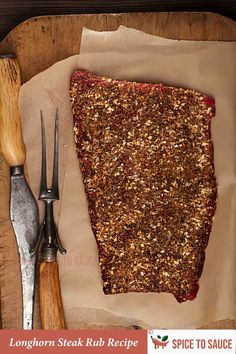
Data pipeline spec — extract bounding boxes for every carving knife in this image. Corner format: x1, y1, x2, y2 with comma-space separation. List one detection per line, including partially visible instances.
0, 55, 39, 329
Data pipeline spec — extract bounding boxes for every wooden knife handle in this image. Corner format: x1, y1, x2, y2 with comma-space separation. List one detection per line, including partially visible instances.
0, 56, 26, 167
39, 261, 66, 329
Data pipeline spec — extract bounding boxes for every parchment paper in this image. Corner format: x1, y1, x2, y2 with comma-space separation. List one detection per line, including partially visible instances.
19, 26, 236, 328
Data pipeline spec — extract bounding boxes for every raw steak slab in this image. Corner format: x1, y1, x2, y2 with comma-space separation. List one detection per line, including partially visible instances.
70, 70, 216, 302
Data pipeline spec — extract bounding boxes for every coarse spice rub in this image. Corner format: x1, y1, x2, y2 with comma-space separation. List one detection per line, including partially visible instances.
70, 70, 217, 303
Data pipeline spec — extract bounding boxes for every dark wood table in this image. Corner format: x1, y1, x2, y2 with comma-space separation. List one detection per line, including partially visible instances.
0, 0, 236, 40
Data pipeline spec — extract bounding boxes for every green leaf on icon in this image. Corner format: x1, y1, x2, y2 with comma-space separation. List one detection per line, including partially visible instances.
162, 336, 168, 342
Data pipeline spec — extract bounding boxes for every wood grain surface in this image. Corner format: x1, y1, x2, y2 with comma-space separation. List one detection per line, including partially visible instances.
0, 1, 236, 41
0, 12, 236, 84
0, 57, 26, 167
39, 261, 65, 329
0, 12, 235, 330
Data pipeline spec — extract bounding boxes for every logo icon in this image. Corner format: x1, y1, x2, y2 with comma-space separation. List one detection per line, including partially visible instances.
151, 335, 169, 349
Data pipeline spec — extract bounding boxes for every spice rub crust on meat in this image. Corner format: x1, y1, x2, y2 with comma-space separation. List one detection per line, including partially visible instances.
70, 70, 217, 303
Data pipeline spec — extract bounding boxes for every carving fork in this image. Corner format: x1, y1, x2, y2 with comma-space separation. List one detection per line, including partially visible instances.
31, 110, 66, 329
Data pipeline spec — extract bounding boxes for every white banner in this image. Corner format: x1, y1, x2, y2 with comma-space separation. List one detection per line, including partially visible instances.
147, 330, 235, 354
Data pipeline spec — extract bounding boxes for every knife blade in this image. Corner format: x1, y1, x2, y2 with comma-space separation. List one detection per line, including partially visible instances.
0, 55, 39, 329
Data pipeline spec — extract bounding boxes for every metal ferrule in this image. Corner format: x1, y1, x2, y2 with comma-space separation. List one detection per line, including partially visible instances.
0, 54, 16, 59
10, 165, 24, 176
41, 245, 57, 262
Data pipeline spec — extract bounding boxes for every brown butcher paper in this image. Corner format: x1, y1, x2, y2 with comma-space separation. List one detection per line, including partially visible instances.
19, 26, 236, 328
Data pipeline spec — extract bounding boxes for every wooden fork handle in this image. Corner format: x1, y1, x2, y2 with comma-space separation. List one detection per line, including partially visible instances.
39, 260, 66, 329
